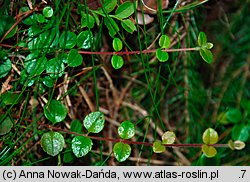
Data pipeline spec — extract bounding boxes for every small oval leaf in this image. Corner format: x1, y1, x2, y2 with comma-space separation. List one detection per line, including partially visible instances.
115, 2, 134, 19
156, 48, 169, 62
202, 128, 218, 145
112, 38, 123, 52
111, 55, 124, 69
44, 100, 67, 124
162, 131, 176, 144
77, 30, 93, 49
83, 111, 105, 133
40, 132, 65, 156
67, 49, 83, 67
199, 49, 213, 64
72, 136, 93, 158
70, 119, 83, 134
159, 35, 171, 49
233, 140, 246, 150
153, 140, 166, 153
118, 121, 135, 139
59, 31, 77, 49
81, 13, 95, 28
198, 32, 207, 46
43, 6, 53, 18
113, 142, 131, 162
121, 19, 136, 34
202, 144, 217, 158
0, 115, 13, 135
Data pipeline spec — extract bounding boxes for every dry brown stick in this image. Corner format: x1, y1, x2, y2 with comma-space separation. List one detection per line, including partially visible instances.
78, 84, 95, 112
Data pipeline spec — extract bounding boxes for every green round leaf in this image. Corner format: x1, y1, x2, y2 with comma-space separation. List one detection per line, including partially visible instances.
46, 57, 65, 78
0, 58, 11, 78
202, 128, 218, 144
71, 136, 93, 158
81, 13, 95, 28
121, 19, 136, 34
156, 48, 169, 62
0, 15, 16, 39
153, 140, 166, 153
42, 76, 55, 88
111, 55, 124, 69
199, 49, 213, 64
115, 2, 134, 19
232, 124, 249, 142
37, 14, 46, 23
83, 111, 105, 133
59, 31, 77, 49
40, 132, 65, 156
198, 32, 207, 46
67, 49, 83, 67
162, 131, 176, 144
112, 38, 123, 52
43, 6, 53, 18
113, 142, 131, 162
44, 100, 67, 124
70, 119, 82, 134
159, 35, 171, 49
226, 108, 242, 123
77, 30, 93, 49
0, 115, 13, 135
202, 144, 217, 158
118, 121, 135, 139
24, 53, 47, 76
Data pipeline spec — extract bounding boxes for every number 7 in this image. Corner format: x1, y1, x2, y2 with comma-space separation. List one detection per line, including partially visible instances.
241, 170, 246, 178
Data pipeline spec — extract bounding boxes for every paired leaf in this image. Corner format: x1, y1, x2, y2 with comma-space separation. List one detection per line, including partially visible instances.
113, 142, 131, 162
162, 131, 176, 144
40, 132, 65, 156
159, 35, 171, 49
202, 144, 217, 158
198, 32, 207, 46
44, 100, 67, 124
202, 128, 218, 145
112, 38, 123, 52
83, 111, 105, 133
111, 55, 124, 69
118, 121, 135, 139
104, 18, 119, 38
156, 48, 169, 62
72, 136, 93, 158
153, 140, 166, 153
199, 49, 213, 64
228, 140, 246, 150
